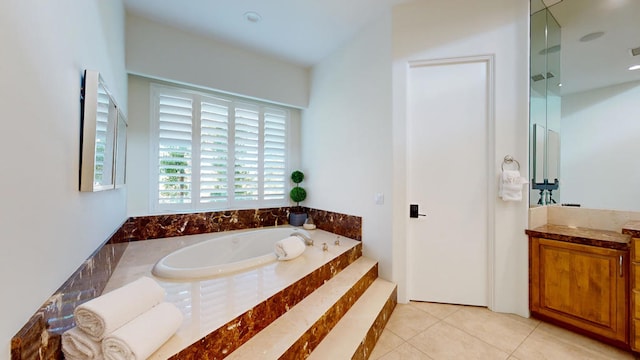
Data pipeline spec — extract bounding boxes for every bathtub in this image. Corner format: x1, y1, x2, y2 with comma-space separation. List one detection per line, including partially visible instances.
152, 227, 309, 280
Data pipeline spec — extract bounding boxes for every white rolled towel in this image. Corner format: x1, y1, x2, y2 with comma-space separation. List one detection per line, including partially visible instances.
74, 276, 165, 341
275, 236, 306, 260
102, 302, 184, 360
62, 326, 103, 360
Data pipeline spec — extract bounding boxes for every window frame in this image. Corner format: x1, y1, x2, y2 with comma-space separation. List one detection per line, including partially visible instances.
149, 83, 291, 213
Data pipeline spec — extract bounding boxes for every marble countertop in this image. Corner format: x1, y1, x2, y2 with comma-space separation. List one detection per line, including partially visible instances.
526, 224, 631, 250
622, 221, 640, 238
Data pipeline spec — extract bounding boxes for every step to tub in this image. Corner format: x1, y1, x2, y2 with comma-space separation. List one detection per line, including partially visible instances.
225, 256, 380, 359
308, 278, 397, 360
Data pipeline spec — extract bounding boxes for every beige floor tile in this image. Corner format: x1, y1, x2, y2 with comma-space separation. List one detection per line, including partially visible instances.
443, 306, 537, 353
385, 304, 440, 340
408, 301, 462, 319
513, 323, 634, 360
378, 342, 433, 360
369, 329, 406, 360
408, 321, 510, 360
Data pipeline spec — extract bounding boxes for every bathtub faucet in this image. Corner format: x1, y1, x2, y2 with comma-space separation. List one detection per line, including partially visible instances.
291, 230, 313, 246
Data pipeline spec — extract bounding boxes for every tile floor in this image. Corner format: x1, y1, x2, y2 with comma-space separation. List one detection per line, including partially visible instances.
370, 301, 637, 360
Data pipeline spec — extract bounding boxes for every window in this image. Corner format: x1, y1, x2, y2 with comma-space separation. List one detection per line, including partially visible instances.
151, 84, 289, 212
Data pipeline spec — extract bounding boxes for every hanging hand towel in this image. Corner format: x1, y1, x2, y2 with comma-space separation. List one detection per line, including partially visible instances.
499, 170, 528, 201
102, 302, 183, 360
62, 326, 103, 360
274, 236, 306, 260
74, 276, 165, 341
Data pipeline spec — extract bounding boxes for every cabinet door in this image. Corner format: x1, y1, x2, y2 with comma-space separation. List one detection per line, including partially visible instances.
530, 237, 628, 343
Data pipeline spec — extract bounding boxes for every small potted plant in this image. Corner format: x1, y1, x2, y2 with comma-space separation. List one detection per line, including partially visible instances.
289, 170, 307, 226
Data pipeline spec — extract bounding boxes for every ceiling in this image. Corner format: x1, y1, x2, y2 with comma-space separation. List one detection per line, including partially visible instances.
544, 0, 640, 95
124, 0, 640, 94
124, 0, 409, 67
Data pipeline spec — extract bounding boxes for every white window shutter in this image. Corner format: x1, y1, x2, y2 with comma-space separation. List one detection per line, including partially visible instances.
234, 103, 260, 201
263, 108, 287, 200
151, 84, 290, 212
157, 94, 193, 204
200, 97, 230, 204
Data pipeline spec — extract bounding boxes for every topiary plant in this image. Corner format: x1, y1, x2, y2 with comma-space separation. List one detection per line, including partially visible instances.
289, 170, 307, 210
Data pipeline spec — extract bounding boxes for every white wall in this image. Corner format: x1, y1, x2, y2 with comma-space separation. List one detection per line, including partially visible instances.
126, 13, 310, 109
302, 13, 394, 279
0, 1, 127, 358
561, 81, 640, 211
392, 0, 530, 316
126, 75, 302, 216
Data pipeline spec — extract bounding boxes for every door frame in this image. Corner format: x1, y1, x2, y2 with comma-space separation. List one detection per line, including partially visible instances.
404, 54, 496, 308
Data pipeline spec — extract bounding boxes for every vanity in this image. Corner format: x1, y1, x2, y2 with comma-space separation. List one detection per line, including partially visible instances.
526, 221, 640, 351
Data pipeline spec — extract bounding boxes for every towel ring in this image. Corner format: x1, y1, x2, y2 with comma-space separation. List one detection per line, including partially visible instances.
501, 155, 520, 171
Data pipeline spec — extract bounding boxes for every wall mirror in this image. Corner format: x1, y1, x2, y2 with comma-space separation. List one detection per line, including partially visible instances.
80, 70, 127, 192
529, 0, 640, 210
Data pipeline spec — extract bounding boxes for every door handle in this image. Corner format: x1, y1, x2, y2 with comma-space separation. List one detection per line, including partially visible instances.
410, 204, 426, 218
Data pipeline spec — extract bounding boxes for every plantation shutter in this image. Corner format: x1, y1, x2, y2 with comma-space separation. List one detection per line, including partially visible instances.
200, 97, 230, 204
263, 108, 287, 200
234, 103, 260, 201
151, 84, 290, 212
157, 93, 193, 204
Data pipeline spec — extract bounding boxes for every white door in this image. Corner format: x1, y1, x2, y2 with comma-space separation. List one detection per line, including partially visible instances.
407, 57, 491, 306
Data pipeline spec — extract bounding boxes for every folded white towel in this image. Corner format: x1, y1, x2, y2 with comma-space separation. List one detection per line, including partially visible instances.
74, 277, 165, 341
274, 236, 306, 260
102, 302, 183, 360
62, 326, 103, 360
499, 170, 528, 202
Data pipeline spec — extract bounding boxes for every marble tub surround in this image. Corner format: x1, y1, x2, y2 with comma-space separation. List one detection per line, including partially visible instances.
11, 231, 128, 360
526, 224, 631, 250
110, 207, 362, 243
102, 228, 362, 359
11, 207, 362, 360
305, 208, 362, 241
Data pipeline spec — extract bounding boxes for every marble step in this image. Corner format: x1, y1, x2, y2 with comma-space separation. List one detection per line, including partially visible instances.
225, 256, 380, 359
308, 278, 397, 360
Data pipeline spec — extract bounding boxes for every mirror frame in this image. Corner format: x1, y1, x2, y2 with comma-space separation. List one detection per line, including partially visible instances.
80, 70, 126, 192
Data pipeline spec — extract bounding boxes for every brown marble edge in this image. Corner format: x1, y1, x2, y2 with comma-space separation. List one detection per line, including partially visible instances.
353, 286, 398, 360
279, 263, 379, 359
168, 243, 363, 360
111, 207, 362, 243
622, 221, 640, 238
305, 208, 362, 241
525, 224, 631, 251
11, 221, 129, 360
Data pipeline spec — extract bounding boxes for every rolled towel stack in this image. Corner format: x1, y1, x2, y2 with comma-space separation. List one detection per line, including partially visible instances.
62, 276, 183, 360
102, 302, 183, 360
274, 236, 306, 260
74, 277, 165, 341
62, 327, 102, 360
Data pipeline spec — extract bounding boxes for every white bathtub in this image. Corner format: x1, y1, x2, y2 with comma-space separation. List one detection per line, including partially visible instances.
152, 227, 308, 280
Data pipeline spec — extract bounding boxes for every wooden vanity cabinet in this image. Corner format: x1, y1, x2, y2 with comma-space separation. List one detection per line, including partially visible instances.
630, 237, 640, 351
530, 237, 629, 345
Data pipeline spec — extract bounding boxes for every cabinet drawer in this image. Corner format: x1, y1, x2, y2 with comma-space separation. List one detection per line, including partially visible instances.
634, 291, 640, 319
633, 238, 640, 262
634, 264, 640, 290
633, 319, 640, 351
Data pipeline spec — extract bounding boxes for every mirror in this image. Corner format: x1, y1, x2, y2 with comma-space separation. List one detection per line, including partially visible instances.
114, 108, 128, 188
80, 70, 127, 192
529, 0, 640, 211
